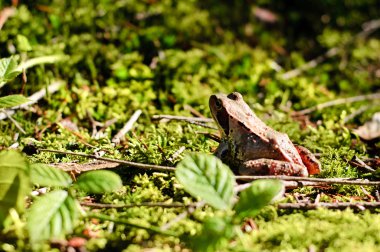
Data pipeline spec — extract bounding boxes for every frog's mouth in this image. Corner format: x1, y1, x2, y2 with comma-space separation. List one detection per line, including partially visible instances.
209, 95, 229, 136
215, 111, 229, 136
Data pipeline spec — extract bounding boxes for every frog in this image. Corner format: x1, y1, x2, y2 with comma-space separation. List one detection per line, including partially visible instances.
209, 92, 321, 177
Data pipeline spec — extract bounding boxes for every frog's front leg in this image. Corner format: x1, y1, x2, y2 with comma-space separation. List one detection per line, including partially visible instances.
239, 159, 309, 177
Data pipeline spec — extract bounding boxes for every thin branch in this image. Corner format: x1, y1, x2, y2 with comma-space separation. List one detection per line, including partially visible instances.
39, 149, 175, 172
85, 212, 177, 236
81, 202, 197, 209
0, 80, 64, 120
50, 161, 120, 172
167, 146, 186, 162
350, 156, 376, 173
235, 175, 380, 186
184, 104, 208, 118
44, 149, 380, 185
2, 110, 26, 134
152, 114, 217, 129
16, 55, 68, 72
152, 114, 214, 123
277, 202, 380, 210
188, 121, 218, 129
343, 104, 372, 124
293, 92, 380, 116
160, 201, 206, 231
112, 109, 142, 144
0, 7, 15, 30
281, 18, 380, 80
282, 48, 339, 80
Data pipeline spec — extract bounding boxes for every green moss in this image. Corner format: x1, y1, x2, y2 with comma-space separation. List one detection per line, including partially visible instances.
237, 209, 380, 251
1, 0, 380, 250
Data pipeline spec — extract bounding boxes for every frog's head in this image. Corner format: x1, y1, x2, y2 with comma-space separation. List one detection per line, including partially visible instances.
209, 92, 254, 136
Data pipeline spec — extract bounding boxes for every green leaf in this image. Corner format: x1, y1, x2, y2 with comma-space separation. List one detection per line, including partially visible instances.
0, 95, 30, 109
190, 216, 234, 252
75, 170, 122, 194
234, 179, 284, 219
27, 190, 80, 242
16, 35, 32, 52
0, 56, 21, 87
30, 164, 72, 188
175, 153, 235, 210
0, 151, 30, 227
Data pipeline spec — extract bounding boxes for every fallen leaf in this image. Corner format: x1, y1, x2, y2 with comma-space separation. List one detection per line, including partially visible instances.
354, 112, 380, 141
253, 7, 278, 23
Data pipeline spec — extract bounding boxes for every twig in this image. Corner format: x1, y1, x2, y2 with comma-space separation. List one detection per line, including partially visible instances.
293, 92, 380, 116
152, 114, 213, 123
184, 104, 207, 118
0, 80, 64, 120
112, 109, 142, 144
277, 202, 380, 210
0, 7, 15, 30
167, 146, 186, 162
50, 161, 120, 172
160, 201, 205, 231
152, 114, 217, 129
282, 48, 339, 80
16, 55, 68, 72
350, 156, 376, 173
235, 175, 380, 186
281, 18, 380, 80
188, 121, 218, 129
81, 202, 197, 209
85, 212, 177, 236
2, 110, 26, 134
343, 105, 372, 124
39, 149, 175, 172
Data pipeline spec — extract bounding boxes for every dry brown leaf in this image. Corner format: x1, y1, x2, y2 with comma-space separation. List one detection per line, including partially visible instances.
354, 112, 380, 141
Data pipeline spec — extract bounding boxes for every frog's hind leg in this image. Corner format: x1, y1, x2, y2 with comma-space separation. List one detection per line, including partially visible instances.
294, 145, 321, 175
240, 159, 309, 177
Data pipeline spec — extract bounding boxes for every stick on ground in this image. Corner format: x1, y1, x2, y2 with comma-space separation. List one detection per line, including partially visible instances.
0, 80, 64, 120
277, 202, 380, 210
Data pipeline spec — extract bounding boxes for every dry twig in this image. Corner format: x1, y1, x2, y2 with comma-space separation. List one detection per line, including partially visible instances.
0, 7, 15, 30
81, 202, 197, 209
50, 161, 120, 172
152, 114, 213, 123
293, 92, 380, 116
236, 175, 380, 186
152, 114, 217, 129
112, 109, 142, 144
40, 149, 175, 172
160, 201, 206, 231
0, 80, 64, 120
281, 18, 380, 80
2, 110, 26, 134
277, 202, 380, 210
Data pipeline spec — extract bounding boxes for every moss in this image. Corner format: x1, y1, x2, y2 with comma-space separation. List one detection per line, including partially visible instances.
237, 209, 380, 251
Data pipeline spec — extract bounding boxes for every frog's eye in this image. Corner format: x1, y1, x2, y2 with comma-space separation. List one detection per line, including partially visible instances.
215, 99, 222, 110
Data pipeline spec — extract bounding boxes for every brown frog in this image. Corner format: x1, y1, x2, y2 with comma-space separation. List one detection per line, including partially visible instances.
209, 92, 321, 177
